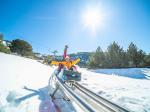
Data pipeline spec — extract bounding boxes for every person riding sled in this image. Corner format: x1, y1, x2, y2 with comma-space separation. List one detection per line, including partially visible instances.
49, 46, 81, 100
51, 45, 80, 75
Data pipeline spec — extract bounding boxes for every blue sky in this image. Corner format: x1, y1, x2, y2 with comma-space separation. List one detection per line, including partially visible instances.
0, 0, 150, 55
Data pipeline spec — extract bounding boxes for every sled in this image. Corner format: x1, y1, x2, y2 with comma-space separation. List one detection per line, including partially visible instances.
59, 69, 81, 82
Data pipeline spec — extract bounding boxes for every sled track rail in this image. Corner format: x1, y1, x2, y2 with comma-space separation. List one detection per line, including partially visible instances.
72, 82, 130, 112
55, 77, 95, 112
55, 76, 131, 112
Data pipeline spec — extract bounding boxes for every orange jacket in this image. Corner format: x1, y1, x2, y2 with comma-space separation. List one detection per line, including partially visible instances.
51, 58, 80, 69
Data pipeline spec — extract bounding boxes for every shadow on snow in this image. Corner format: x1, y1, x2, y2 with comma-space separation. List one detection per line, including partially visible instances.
91, 68, 150, 79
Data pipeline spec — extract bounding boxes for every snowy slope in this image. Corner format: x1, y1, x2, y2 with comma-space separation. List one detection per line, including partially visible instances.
0, 52, 55, 112
1, 52, 150, 112
0, 53, 80, 112
79, 68, 150, 112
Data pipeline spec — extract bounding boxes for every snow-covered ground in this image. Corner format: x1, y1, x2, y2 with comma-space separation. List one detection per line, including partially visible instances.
80, 68, 150, 112
91, 68, 150, 79
0, 53, 80, 112
0, 52, 150, 112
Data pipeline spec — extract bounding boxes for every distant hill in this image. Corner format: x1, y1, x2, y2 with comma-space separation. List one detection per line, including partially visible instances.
36, 52, 92, 67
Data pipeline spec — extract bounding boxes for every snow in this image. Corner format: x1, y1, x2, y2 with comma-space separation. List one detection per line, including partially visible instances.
0, 53, 78, 112
0, 52, 150, 112
91, 68, 150, 79
79, 68, 150, 112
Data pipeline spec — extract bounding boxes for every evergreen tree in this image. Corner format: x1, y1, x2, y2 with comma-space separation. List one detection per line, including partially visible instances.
137, 49, 146, 67
127, 42, 137, 67
88, 46, 105, 68
0, 33, 3, 42
10, 39, 33, 56
94, 46, 105, 67
107, 41, 126, 68
87, 42, 148, 68
127, 42, 144, 67
144, 53, 150, 67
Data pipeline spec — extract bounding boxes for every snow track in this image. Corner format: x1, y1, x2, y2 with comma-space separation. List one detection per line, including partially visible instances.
53, 75, 130, 112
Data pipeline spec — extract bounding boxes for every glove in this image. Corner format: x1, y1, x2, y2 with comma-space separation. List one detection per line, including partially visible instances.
65, 45, 68, 48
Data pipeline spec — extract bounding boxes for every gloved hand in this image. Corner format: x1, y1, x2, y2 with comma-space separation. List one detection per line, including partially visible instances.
65, 45, 68, 48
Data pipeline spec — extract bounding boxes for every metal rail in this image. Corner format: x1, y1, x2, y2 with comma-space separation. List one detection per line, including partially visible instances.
55, 76, 95, 112
52, 74, 131, 112
73, 82, 131, 112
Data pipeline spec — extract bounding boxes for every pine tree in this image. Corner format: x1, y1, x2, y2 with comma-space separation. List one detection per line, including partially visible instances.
0, 33, 3, 44
10, 39, 33, 56
127, 42, 144, 67
88, 46, 105, 68
88, 42, 148, 68
94, 46, 105, 67
107, 41, 126, 68
144, 54, 150, 67
137, 49, 145, 67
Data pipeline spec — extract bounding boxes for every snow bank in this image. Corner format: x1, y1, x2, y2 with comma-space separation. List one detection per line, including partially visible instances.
0, 53, 55, 111
91, 68, 150, 79
0, 53, 78, 112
